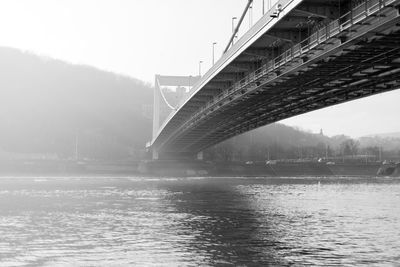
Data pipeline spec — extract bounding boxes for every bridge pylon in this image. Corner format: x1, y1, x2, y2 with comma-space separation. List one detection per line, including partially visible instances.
150, 74, 201, 160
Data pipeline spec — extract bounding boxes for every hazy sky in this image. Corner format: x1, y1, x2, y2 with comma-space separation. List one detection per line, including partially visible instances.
0, 0, 399, 137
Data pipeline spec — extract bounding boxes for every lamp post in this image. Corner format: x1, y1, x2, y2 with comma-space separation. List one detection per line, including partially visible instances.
212, 42, 217, 65
249, 4, 253, 28
199, 60, 203, 76
262, 0, 265, 15
232, 17, 237, 44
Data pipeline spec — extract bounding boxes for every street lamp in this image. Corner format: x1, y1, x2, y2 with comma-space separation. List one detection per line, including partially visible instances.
199, 60, 203, 76
249, 4, 253, 28
262, 0, 265, 15
212, 42, 217, 65
232, 17, 237, 44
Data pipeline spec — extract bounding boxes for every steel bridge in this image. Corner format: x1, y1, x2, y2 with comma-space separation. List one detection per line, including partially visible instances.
150, 0, 400, 159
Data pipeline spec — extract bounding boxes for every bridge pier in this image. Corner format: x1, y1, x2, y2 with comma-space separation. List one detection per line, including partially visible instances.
151, 150, 203, 161
141, 149, 209, 176
151, 148, 203, 161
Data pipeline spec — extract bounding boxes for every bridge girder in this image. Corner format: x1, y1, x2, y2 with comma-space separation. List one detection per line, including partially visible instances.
152, 0, 400, 155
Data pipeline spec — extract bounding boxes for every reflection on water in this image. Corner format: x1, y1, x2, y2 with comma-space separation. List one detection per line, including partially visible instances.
0, 177, 399, 266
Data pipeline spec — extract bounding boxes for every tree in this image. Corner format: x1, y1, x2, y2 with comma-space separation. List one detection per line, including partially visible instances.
364, 146, 380, 159
340, 139, 360, 156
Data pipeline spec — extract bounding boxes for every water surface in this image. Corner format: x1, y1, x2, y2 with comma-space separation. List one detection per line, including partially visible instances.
0, 176, 399, 266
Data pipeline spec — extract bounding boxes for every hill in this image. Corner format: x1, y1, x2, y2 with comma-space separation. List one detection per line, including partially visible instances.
206, 123, 347, 161
0, 47, 152, 160
208, 124, 400, 162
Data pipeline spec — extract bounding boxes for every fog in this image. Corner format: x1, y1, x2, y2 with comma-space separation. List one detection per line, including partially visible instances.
0, 1, 400, 266
0, 47, 152, 161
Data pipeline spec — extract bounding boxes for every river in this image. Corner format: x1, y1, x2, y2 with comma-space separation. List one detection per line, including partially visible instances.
0, 176, 399, 266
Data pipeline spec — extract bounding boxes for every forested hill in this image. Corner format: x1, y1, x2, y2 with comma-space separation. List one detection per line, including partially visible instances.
0, 47, 152, 160
208, 123, 400, 162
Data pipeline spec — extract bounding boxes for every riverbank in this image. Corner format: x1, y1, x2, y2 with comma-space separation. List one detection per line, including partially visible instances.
1, 159, 399, 177
138, 160, 389, 177
0, 159, 140, 176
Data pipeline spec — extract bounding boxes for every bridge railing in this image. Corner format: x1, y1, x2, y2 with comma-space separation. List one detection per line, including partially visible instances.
222, 0, 394, 95
174, 0, 397, 137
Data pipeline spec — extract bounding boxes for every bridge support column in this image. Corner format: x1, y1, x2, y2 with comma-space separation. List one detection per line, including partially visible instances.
197, 151, 204, 161
152, 75, 161, 140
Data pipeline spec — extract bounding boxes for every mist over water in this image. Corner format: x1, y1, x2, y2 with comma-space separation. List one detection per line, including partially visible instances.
0, 176, 399, 266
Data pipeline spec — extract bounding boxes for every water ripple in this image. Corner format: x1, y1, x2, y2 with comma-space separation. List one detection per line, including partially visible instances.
0, 177, 399, 266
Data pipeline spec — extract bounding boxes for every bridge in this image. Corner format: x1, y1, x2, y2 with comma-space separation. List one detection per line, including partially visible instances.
149, 0, 400, 159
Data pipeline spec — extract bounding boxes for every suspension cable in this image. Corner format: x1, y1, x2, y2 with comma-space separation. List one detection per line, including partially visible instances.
156, 77, 178, 111
224, 0, 254, 54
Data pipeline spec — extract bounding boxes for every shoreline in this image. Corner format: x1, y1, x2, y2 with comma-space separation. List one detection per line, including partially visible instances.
1, 159, 399, 178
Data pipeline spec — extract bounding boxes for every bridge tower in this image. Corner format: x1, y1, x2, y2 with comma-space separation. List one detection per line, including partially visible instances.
151, 75, 201, 160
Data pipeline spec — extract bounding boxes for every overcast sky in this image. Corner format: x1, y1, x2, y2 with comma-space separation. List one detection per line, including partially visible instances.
0, 0, 399, 137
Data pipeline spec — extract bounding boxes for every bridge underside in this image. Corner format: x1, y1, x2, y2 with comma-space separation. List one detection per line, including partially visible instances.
153, 0, 400, 155
181, 30, 400, 153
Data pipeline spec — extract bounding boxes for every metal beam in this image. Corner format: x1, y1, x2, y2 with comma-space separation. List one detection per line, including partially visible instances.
157, 75, 201, 87
293, 8, 328, 19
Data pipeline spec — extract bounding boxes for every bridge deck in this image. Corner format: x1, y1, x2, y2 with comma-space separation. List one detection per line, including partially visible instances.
152, 0, 400, 155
